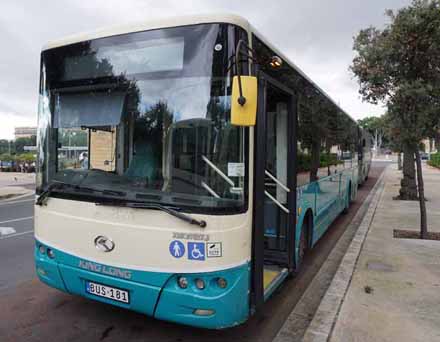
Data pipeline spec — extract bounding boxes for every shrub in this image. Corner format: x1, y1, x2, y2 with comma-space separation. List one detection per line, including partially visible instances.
428, 153, 440, 168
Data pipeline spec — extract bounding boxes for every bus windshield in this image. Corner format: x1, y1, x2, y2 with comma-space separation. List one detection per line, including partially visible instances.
37, 23, 248, 214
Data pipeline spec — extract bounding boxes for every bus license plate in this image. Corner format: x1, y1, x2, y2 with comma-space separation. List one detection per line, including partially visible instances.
86, 281, 129, 303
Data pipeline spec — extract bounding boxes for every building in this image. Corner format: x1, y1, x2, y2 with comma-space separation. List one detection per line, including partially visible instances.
14, 126, 37, 140
422, 137, 437, 154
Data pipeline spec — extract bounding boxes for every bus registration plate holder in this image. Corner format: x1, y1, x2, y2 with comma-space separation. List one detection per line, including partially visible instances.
86, 281, 129, 304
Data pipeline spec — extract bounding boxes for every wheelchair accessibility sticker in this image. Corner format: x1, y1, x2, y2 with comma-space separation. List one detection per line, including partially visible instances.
169, 240, 185, 258
188, 242, 205, 261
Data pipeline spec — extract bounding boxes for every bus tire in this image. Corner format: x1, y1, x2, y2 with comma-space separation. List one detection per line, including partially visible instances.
298, 212, 311, 267
342, 183, 351, 214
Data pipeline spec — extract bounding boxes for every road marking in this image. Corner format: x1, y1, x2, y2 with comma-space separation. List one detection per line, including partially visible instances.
0, 198, 35, 206
0, 230, 33, 240
0, 227, 16, 236
0, 216, 34, 225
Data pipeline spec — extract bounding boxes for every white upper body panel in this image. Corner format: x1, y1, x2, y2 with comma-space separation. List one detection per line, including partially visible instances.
42, 13, 252, 51
42, 12, 354, 122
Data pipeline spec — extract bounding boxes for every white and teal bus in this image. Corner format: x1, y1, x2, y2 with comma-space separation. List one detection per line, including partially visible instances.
35, 14, 371, 329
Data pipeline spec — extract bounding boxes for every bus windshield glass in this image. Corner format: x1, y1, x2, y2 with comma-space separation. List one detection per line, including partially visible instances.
37, 23, 248, 214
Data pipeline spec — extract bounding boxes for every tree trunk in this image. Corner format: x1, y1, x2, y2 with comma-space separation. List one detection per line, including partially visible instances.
414, 150, 428, 239
397, 152, 402, 170
374, 129, 378, 157
399, 143, 418, 200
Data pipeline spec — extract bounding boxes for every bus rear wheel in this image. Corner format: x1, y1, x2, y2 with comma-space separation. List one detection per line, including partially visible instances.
298, 215, 310, 267
342, 183, 351, 214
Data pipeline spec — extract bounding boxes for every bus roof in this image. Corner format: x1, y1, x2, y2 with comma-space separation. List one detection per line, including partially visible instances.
42, 13, 251, 51
42, 13, 357, 125
253, 27, 358, 125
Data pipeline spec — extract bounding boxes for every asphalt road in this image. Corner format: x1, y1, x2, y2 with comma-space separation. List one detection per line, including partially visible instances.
0, 163, 389, 342
0, 194, 35, 293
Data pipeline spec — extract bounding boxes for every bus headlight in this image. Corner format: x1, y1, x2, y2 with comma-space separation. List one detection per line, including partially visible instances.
47, 248, 55, 259
177, 276, 188, 289
195, 278, 205, 290
217, 277, 227, 289
39, 245, 45, 254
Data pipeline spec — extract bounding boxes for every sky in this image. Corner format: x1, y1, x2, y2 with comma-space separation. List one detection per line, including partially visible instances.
0, 0, 411, 140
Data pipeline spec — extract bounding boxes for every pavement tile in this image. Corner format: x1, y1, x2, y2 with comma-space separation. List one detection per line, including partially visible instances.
329, 164, 440, 342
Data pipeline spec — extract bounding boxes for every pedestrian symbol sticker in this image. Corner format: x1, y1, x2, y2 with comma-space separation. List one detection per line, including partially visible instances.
169, 240, 185, 258
188, 242, 205, 261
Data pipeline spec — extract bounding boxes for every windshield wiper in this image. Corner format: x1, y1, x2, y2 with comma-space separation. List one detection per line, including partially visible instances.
36, 182, 126, 206
36, 181, 71, 206
96, 201, 207, 228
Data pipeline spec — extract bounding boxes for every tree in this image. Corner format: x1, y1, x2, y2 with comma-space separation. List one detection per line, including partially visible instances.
351, 0, 440, 238
358, 115, 388, 154
383, 112, 404, 170
14, 136, 36, 153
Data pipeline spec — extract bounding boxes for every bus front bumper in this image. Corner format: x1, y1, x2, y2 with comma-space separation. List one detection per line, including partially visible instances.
34, 240, 249, 329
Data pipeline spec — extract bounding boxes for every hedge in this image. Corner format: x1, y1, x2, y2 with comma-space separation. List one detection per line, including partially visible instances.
428, 153, 440, 168
298, 153, 344, 172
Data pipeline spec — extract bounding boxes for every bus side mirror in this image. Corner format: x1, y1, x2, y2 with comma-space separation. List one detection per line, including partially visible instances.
231, 76, 257, 126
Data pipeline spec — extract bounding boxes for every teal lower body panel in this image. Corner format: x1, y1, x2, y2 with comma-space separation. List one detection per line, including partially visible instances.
155, 265, 250, 329
58, 263, 161, 316
34, 240, 250, 329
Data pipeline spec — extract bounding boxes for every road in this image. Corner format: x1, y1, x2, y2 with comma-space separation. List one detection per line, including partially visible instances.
0, 164, 387, 342
0, 194, 35, 293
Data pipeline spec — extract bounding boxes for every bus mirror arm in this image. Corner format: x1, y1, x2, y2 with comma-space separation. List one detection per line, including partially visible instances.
235, 39, 248, 106
237, 75, 246, 106
234, 40, 265, 106
231, 40, 258, 126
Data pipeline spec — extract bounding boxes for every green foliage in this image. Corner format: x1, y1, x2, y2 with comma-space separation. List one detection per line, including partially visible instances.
297, 152, 342, 173
0, 153, 14, 161
358, 115, 390, 148
0, 136, 37, 155
428, 153, 440, 168
17, 153, 36, 162
0, 153, 36, 163
0, 140, 11, 154
58, 130, 87, 146
14, 136, 36, 153
351, 0, 440, 147
358, 116, 385, 136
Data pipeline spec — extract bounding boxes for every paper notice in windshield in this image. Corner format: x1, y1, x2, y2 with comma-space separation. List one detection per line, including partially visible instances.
228, 163, 245, 177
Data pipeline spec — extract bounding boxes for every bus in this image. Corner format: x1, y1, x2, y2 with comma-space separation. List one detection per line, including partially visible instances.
35, 14, 371, 329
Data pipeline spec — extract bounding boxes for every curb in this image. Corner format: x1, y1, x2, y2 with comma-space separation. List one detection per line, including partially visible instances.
0, 190, 35, 203
301, 169, 386, 342
272, 167, 387, 342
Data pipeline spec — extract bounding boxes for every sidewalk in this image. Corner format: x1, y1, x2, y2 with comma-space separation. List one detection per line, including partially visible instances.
305, 164, 440, 342
0, 172, 35, 200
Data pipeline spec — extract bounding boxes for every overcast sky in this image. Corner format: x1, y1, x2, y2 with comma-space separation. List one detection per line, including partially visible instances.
0, 0, 411, 139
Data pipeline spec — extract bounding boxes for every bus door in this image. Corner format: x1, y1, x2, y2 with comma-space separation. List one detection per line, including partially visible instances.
251, 73, 297, 309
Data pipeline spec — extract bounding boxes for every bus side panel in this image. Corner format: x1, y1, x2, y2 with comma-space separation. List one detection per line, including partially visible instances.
302, 167, 357, 250
313, 174, 341, 240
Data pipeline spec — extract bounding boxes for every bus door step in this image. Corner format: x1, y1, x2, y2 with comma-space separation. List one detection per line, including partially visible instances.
263, 266, 288, 301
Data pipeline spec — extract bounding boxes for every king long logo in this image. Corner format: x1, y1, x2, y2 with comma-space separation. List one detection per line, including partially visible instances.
94, 235, 115, 252
78, 260, 132, 280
